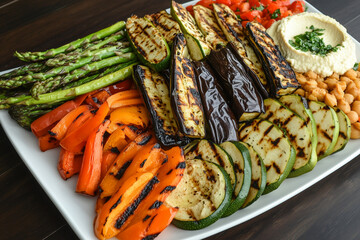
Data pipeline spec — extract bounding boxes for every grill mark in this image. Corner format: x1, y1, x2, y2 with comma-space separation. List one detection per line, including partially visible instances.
160, 185, 176, 194
176, 161, 186, 169
297, 147, 306, 158
273, 162, 281, 174
264, 124, 274, 136
251, 179, 260, 190
142, 233, 160, 240
111, 147, 120, 154
140, 159, 147, 168
143, 215, 151, 222
339, 131, 346, 139
114, 160, 132, 180
115, 176, 159, 229
110, 196, 122, 213
149, 200, 163, 210
321, 129, 332, 141
138, 135, 152, 145
271, 137, 281, 146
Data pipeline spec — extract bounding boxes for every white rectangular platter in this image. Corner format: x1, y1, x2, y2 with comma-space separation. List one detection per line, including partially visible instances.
0, 1, 359, 240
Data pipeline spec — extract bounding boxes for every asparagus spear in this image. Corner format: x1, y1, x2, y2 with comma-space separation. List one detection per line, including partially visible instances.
8, 102, 63, 130
14, 21, 126, 61
0, 62, 48, 80
30, 52, 136, 97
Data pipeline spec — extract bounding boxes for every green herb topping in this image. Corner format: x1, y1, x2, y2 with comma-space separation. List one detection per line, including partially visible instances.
271, 9, 281, 19
288, 25, 341, 56
353, 63, 359, 71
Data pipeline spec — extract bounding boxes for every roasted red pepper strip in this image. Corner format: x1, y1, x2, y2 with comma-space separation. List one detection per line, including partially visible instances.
102, 79, 133, 95
38, 133, 60, 152
60, 102, 110, 152
31, 100, 78, 137
76, 119, 110, 196
57, 147, 82, 180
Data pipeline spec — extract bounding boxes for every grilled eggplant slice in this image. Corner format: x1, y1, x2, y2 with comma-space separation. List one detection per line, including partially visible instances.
309, 101, 339, 159
170, 34, 206, 138
332, 107, 351, 153
245, 21, 300, 97
192, 60, 238, 144
132, 65, 189, 147
220, 141, 251, 216
193, 5, 227, 49
207, 44, 264, 122
239, 118, 296, 194
213, 3, 269, 96
171, 1, 211, 60
145, 10, 181, 45
126, 15, 170, 72
184, 139, 237, 192
165, 159, 232, 230
260, 98, 317, 177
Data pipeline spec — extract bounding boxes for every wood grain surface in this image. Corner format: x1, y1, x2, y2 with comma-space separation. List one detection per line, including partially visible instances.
0, 0, 359, 239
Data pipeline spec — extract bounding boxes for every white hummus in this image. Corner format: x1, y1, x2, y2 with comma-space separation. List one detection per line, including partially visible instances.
267, 12, 356, 77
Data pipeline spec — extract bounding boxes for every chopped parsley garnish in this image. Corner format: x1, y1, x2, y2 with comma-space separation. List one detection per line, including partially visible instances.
271, 9, 281, 19
354, 63, 359, 71
288, 25, 342, 56
252, 4, 265, 11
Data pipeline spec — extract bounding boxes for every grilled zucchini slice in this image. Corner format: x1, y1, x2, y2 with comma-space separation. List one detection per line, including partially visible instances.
126, 15, 170, 72
193, 5, 227, 49
240, 142, 266, 208
260, 98, 317, 177
171, 1, 211, 60
239, 118, 296, 194
170, 34, 206, 138
213, 3, 269, 96
165, 159, 232, 230
145, 10, 181, 45
332, 107, 351, 153
245, 21, 300, 97
309, 101, 339, 159
220, 141, 251, 216
132, 65, 189, 147
184, 139, 236, 192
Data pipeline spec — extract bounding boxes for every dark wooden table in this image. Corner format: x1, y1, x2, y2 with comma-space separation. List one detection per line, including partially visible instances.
0, 0, 359, 239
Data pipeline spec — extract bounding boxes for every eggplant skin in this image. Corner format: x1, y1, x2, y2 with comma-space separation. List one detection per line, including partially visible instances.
193, 60, 239, 144
207, 44, 264, 122
245, 21, 300, 97
170, 34, 206, 138
132, 65, 190, 148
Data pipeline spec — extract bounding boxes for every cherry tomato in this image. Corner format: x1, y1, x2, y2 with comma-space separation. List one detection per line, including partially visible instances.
290, 0, 305, 13
249, 0, 261, 8
267, 2, 280, 14
264, 19, 276, 29
239, 2, 250, 12
239, 10, 261, 21
260, 0, 272, 5
278, 0, 291, 7
216, 0, 232, 5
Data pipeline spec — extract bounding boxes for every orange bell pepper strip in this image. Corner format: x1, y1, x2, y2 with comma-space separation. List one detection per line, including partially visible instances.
99, 131, 157, 199
101, 150, 118, 181
106, 89, 140, 107
38, 133, 60, 152
66, 108, 93, 135
103, 127, 127, 153
108, 105, 150, 130
31, 100, 78, 137
57, 147, 82, 180
94, 172, 158, 240
76, 119, 110, 196
116, 205, 178, 240
49, 105, 91, 141
110, 98, 143, 109
123, 126, 143, 141
60, 102, 110, 152
116, 146, 184, 238
85, 90, 111, 109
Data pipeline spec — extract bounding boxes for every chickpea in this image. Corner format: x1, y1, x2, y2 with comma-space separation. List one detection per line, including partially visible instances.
332, 84, 344, 100
344, 69, 357, 80
346, 82, 360, 98
311, 88, 327, 101
307, 94, 318, 101
353, 122, 360, 131
294, 88, 305, 97
338, 81, 347, 91
317, 80, 328, 89
344, 93, 355, 105
324, 77, 338, 89
303, 80, 318, 92
296, 73, 307, 85
324, 93, 337, 107
354, 78, 360, 89
351, 101, 360, 115
350, 124, 360, 139
340, 76, 352, 85
337, 99, 351, 113
305, 70, 318, 79
357, 71, 360, 78
346, 111, 359, 124
330, 72, 340, 80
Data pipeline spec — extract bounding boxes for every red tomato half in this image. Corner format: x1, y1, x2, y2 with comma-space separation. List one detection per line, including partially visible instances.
290, 0, 305, 13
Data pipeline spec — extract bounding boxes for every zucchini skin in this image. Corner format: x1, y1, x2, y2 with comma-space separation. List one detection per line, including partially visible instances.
132, 65, 190, 148
126, 15, 170, 72
245, 21, 300, 97
170, 34, 206, 138
170, 159, 233, 230
332, 107, 351, 153
171, 1, 211, 60
207, 43, 265, 122
192, 60, 238, 144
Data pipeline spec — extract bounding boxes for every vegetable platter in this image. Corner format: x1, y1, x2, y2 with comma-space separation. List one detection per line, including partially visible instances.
0, 0, 359, 240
